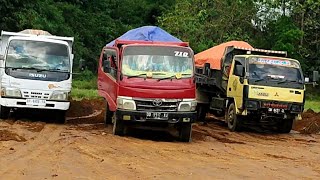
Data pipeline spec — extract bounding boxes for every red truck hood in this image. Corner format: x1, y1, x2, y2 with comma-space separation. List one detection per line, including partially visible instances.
118, 77, 195, 99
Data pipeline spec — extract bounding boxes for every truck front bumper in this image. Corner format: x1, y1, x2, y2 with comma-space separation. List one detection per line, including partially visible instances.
116, 110, 196, 123
0, 97, 70, 110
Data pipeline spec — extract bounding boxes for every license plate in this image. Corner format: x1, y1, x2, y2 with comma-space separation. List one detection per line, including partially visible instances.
146, 112, 169, 120
268, 108, 285, 114
26, 99, 46, 106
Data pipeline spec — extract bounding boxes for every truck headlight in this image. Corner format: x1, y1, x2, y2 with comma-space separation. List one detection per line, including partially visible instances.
246, 100, 258, 110
117, 96, 136, 110
178, 99, 197, 112
50, 91, 68, 101
1, 87, 22, 97
291, 104, 302, 112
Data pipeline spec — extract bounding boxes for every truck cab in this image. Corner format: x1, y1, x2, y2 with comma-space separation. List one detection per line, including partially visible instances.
196, 45, 306, 133
98, 40, 196, 142
0, 30, 74, 122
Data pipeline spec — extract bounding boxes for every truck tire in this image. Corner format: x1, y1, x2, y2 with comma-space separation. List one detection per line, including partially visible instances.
179, 123, 192, 142
226, 103, 242, 132
0, 105, 10, 120
277, 119, 293, 133
55, 110, 66, 124
104, 103, 114, 125
113, 117, 125, 136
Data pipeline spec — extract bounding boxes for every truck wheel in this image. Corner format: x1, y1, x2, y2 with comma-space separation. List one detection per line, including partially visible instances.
277, 119, 293, 133
226, 103, 242, 132
113, 117, 125, 136
55, 110, 66, 124
179, 123, 192, 142
196, 105, 208, 122
104, 103, 114, 125
0, 105, 10, 119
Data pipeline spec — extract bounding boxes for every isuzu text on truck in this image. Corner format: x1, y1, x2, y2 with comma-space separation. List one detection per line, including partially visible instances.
98, 26, 196, 142
195, 41, 305, 133
0, 29, 74, 122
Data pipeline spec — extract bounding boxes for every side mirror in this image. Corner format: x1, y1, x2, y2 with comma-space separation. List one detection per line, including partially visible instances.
0, 55, 4, 61
234, 65, 244, 77
304, 77, 310, 83
204, 63, 211, 76
313, 71, 319, 82
103, 60, 111, 73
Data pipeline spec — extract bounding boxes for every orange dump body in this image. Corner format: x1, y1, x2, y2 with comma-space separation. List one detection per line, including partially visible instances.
195, 41, 253, 70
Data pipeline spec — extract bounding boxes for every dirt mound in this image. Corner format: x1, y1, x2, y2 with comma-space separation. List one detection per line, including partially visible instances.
66, 98, 106, 124
0, 130, 27, 142
294, 109, 320, 134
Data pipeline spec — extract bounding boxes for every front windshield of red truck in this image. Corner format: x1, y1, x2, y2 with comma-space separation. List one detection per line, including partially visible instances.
122, 46, 193, 79
248, 56, 304, 89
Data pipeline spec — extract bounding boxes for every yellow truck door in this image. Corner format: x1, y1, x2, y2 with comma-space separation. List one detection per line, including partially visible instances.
227, 57, 246, 111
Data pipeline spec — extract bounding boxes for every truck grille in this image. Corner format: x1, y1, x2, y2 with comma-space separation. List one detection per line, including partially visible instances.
22, 91, 50, 99
134, 99, 179, 112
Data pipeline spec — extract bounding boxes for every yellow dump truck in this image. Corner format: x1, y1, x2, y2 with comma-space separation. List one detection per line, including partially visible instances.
195, 41, 307, 133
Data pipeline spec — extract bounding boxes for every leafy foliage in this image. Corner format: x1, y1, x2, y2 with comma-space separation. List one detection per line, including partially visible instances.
0, 0, 319, 75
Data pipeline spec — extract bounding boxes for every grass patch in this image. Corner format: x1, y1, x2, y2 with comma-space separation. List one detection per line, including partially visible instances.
70, 88, 100, 100
73, 79, 97, 90
305, 100, 320, 112
71, 70, 99, 100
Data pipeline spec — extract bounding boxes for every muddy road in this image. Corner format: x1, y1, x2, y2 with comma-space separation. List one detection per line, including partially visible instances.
0, 99, 320, 179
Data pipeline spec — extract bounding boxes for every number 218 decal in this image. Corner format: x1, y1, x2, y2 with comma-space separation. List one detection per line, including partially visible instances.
174, 51, 189, 57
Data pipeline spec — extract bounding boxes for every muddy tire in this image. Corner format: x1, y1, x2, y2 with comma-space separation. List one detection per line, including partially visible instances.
113, 117, 125, 136
196, 105, 208, 122
0, 105, 10, 120
104, 103, 114, 125
179, 123, 192, 142
277, 119, 293, 133
55, 110, 66, 124
226, 103, 242, 132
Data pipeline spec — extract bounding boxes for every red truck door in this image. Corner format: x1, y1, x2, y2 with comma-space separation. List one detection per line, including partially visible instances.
98, 47, 119, 111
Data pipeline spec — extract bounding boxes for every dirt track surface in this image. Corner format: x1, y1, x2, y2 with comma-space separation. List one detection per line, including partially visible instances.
0, 99, 320, 179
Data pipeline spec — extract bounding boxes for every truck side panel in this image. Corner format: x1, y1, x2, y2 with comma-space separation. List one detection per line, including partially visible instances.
227, 60, 244, 111
97, 48, 119, 111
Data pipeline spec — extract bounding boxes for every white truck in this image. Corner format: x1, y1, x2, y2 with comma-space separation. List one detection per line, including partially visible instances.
0, 29, 74, 122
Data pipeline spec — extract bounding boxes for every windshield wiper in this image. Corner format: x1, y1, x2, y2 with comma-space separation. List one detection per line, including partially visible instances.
278, 79, 303, 84
9, 67, 45, 72
157, 73, 191, 81
7, 67, 70, 73
126, 72, 166, 79
253, 76, 269, 82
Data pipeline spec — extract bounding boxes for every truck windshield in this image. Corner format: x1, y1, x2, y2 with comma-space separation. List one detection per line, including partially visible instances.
248, 57, 303, 89
5, 40, 70, 72
122, 46, 193, 79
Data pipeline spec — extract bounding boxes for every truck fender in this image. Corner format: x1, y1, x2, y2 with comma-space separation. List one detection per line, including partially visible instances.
98, 91, 117, 112
227, 98, 240, 114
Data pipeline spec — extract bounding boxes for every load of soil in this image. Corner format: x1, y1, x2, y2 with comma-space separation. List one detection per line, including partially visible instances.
294, 109, 320, 134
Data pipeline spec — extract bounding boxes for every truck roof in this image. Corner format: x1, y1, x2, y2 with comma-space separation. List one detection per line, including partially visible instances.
195, 41, 288, 70
114, 40, 189, 48
195, 41, 253, 70
106, 26, 183, 47
0, 30, 74, 55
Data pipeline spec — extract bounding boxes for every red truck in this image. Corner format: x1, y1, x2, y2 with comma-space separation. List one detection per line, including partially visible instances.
97, 26, 196, 142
